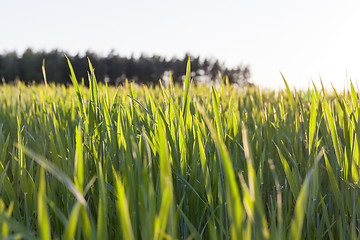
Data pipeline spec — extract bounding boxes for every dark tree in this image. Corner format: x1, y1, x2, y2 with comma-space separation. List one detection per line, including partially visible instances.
0, 48, 251, 86
0, 51, 20, 83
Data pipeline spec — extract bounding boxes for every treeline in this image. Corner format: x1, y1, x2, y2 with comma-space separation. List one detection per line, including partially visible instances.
0, 48, 250, 86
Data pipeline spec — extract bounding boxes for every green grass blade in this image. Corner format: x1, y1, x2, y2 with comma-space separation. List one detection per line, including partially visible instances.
281, 72, 294, 108
38, 168, 51, 240
154, 111, 175, 239
113, 168, 135, 240
276, 145, 300, 199
102, 97, 112, 142
212, 87, 224, 140
324, 152, 345, 217
65, 55, 85, 119
74, 125, 84, 193
182, 57, 191, 116
323, 98, 342, 166
309, 89, 316, 155
97, 164, 108, 240
196, 102, 244, 239
289, 169, 313, 240
350, 80, 359, 116
0, 212, 37, 240
18, 145, 87, 206
177, 206, 201, 240
63, 202, 82, 240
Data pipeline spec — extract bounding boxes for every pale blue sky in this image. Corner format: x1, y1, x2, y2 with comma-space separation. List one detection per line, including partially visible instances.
1, 0, 360, 90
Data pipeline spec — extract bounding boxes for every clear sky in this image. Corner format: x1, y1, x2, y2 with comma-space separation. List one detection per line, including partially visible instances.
1, 0, 360, 90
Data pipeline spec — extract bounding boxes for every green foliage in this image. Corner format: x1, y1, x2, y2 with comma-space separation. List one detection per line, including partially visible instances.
0, 60, 360, 239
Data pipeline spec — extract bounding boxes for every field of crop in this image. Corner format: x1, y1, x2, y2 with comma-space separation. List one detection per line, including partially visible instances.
0, 59, 360, 239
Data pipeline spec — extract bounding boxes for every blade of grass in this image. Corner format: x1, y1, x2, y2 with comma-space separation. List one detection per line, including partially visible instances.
113, 167, 135, 240
177, 206, 201, 240
97, 164, 108, 240
309, 89, 316, 155
289, 169, 313, 240
18, 145, 87, 206
196, 101, 244, 239
324, 152, 345, 217
0, 212, 37, 240
63, 202, 82, 240
182, 57, 191, 117
281, 73, 294, 109
74, 125, 84, 193
38, 168, 51, 240
276, 145, 300, 199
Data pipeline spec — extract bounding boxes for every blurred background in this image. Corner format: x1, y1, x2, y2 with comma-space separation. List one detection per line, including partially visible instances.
1, 0, 359, 90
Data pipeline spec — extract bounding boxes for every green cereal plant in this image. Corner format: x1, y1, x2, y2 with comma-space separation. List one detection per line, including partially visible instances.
0, 59, 359, 239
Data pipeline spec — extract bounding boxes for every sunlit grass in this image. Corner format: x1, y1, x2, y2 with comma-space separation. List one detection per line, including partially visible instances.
0, 59, 360, 239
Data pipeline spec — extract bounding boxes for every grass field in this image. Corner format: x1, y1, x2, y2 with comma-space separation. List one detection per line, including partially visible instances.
0, 59, 360, 239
